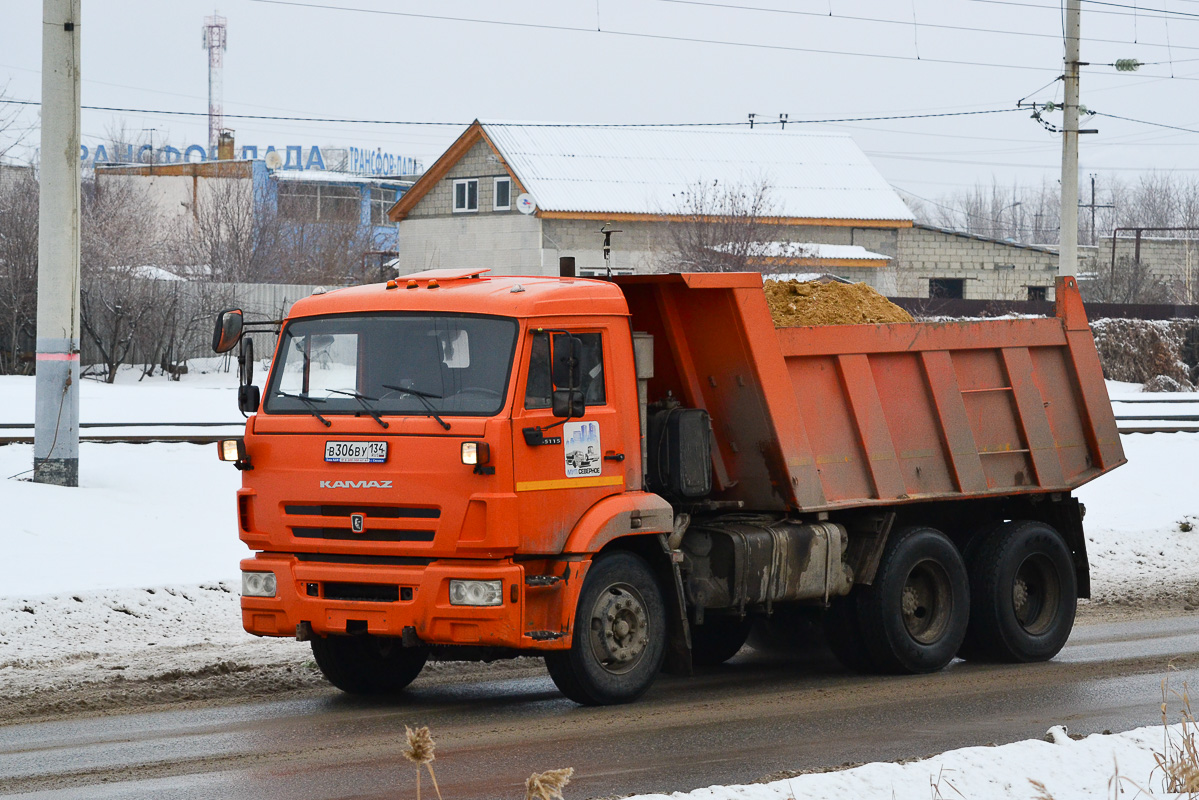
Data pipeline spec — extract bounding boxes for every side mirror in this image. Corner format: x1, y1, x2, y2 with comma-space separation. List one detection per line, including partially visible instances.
239, 337, 255, 386
551, 334, 582, 391
238, 384, 261, 414
552, 389, 585, 419
212, 309, 244, 353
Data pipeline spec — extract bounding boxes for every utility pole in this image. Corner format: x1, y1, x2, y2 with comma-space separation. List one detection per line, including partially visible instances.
1082, 174, 1114, 246
35, 0, 82, 486
1059, 0, 1081, 277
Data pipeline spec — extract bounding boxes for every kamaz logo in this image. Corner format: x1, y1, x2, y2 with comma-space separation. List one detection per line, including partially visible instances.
319, 480, 393, 489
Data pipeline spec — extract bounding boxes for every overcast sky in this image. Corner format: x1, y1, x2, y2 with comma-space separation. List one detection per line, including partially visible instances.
4, 0, 1198, 207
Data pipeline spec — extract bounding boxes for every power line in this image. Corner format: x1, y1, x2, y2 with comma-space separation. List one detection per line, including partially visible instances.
248, 0, 1062, 73
0, 98, 1024, 128
654, 0, 1199, 54
1092, 110, 1199, 134
972, 0, 1199, 21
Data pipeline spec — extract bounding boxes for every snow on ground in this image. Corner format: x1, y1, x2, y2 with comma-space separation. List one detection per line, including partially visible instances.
0, 373, 1196, 794
625, 722, 1197, 800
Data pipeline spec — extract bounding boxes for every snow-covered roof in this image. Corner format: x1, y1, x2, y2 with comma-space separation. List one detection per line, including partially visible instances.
767, 272, 853, 284
272, 169, 411, 187
478, 122, 914, 222
720, 242, 891, 261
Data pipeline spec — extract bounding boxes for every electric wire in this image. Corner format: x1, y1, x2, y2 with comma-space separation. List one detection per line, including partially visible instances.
654, 0, 1199, 53
0, 99, 1026, 128
247, 0, 1063, 73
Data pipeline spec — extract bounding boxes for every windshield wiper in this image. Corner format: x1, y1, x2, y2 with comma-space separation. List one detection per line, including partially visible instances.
276, 390, 332, 427
327, 389, 389, 429
382, 384, 451, 431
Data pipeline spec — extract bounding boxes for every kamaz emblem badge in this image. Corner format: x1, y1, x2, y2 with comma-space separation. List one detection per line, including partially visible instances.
350, 513, 365, 534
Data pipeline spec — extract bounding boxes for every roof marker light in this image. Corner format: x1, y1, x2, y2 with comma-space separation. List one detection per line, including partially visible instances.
427, 279, 440, 289
386, 279, 398, 289
406, 280, 418, 289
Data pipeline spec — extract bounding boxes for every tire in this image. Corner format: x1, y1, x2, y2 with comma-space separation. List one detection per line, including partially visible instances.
310, 634, 428, 695
962, 520, 1077, 663
690, 617, 752, 666
855, 526, 969, 674
544, 551, 667, 705
823, 594, 877, 672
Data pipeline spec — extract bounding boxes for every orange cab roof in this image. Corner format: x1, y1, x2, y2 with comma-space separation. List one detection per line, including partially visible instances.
286, 270, 630, 320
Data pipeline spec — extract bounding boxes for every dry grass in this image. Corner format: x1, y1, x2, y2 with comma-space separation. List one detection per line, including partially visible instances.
1152, 669, 1199, 796
403, 725, 443, 800
525, 767, 574, 800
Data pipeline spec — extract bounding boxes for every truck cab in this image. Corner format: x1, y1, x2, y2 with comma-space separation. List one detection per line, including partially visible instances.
220, 269, 672, 703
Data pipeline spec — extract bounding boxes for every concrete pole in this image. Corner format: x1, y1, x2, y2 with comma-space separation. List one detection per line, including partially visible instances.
34, 0, 82, 486
1059, 0, 1081, 278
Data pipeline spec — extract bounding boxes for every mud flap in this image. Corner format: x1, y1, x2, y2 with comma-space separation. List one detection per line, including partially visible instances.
657, 533, 693, 676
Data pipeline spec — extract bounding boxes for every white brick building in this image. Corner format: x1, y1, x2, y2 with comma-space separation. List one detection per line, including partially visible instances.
387, 120, 1058, 300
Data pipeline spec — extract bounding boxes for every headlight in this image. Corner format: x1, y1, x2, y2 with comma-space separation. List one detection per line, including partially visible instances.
449, 579, 502, 606
241, 571, 277, 597
217, 439, 245, 462
461, 441, 490, 465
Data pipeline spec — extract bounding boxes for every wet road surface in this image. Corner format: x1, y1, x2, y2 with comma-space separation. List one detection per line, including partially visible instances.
3, 614, 1198, 799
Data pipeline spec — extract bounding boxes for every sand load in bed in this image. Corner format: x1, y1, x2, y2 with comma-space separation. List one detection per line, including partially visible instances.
764, 279, 913, 327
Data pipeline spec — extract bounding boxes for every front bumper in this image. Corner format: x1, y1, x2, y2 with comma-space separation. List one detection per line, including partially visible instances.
239, 553, 582, 650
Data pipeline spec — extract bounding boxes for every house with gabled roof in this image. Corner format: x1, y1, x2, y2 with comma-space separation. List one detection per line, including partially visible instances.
387, 121, 916, 292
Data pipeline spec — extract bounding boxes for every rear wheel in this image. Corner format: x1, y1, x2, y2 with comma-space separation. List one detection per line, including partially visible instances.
690, 617, 753, 666
855, 526, 969, 674
962, 520, 1076, 662
544, 551, 667, 705
310, 634, 428, 695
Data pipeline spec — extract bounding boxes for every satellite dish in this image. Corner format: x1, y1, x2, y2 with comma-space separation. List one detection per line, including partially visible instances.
516, 193, 536, 215
264, 150, 284, 170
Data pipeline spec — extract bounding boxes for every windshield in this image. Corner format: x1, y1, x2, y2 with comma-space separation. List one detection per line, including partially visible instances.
264, 313, 518, 417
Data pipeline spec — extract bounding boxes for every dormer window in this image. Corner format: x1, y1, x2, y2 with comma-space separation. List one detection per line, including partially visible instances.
453, 179, 479, 213
494, 178, 511, 211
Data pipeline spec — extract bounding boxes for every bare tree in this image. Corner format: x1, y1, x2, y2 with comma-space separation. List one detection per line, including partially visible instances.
172, 175, 280, 283
655, 179, 776, 272
79, 178, 170, 382
0, 167, 39, 374
1080, 255, 1170, 304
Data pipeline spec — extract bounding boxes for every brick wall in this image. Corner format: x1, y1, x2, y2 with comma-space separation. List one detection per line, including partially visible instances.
395, 214, 543, 276
1081, 238, 1199, 303
896, 226, 1058, 300
407, 140, 516, 220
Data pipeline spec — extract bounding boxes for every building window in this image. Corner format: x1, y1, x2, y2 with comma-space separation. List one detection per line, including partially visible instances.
278, 182, 360, 222
370, 187, 398, 225
453, 179, 478, 213
1027, 286, 1048, 301
494, 177, 511, 211
929, 278, 964, 299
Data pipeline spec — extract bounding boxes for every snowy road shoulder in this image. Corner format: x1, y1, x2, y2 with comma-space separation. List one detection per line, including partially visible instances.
625, 721, 1198, 800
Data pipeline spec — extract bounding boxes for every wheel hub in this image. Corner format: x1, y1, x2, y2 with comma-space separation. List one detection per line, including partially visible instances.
592, 588, 649, 666
901, 560, 951, 644
1013, 577, 1030, 615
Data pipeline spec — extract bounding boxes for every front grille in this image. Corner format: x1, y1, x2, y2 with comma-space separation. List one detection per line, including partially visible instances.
323, 582, 406, 603
292, 527, 435, 542
285, 504, 439, 519
292, 553, 434, 566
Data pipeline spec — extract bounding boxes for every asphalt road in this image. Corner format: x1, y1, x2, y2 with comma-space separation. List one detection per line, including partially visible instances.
3, 614, 1198, 800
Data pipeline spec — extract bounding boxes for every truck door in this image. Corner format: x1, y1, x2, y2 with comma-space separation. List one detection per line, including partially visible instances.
512, 328, 627, 554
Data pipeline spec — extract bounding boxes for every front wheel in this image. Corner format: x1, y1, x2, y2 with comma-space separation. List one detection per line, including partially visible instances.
855, 526, 969, 674
962, 520, 1076, 662
544, 551, 667, 705
310, 634, 428, 695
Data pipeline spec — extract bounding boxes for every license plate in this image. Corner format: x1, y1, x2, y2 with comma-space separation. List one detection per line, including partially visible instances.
324, 441, 388, 463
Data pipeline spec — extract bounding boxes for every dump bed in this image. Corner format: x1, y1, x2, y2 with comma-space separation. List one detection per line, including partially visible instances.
616, 273, 1125, 513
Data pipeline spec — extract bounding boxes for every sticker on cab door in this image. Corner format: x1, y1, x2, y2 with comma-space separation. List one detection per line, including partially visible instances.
563, 421, 602, 478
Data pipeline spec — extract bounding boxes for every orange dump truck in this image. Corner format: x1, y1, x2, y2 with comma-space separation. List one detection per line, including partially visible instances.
212, 269, 1125, 705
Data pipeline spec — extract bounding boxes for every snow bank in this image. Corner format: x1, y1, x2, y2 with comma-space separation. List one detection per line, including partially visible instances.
626, 723, 1195, 800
